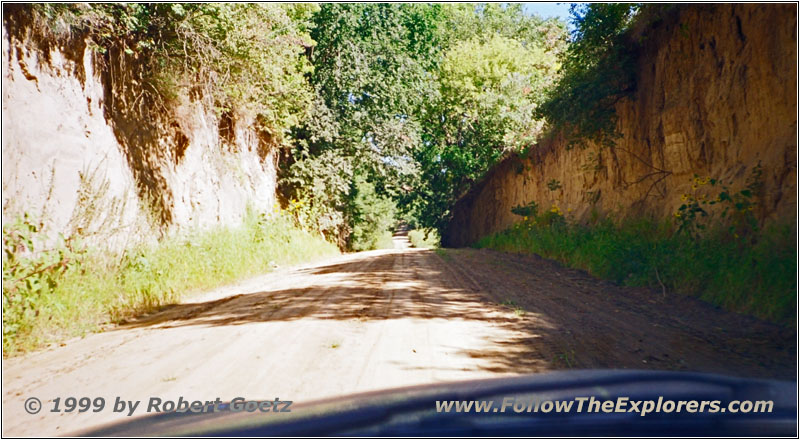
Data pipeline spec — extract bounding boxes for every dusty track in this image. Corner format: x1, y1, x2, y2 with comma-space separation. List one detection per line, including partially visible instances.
2, 233, 794, 436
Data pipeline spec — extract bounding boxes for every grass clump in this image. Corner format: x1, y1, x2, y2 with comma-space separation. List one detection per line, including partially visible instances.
408, 229, 440, 249
476, 209, 796, 326
434, 248, 452, 261
3, 210, 338, 356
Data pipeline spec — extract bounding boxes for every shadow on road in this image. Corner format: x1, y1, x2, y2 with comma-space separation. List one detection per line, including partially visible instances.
118, 247, 796, 379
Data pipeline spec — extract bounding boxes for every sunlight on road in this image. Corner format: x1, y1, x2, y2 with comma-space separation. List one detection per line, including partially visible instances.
2, 244, 548, 436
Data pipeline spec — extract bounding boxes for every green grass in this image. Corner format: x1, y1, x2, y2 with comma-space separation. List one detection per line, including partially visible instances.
3, 211, 339, 356
476, 216, 796, 326
501, 299, 525, 316
408, 229, 440, 249
434, 248, 451, 261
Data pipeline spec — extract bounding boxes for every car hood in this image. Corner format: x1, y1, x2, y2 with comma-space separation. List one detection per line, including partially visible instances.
80, 369, 796, 437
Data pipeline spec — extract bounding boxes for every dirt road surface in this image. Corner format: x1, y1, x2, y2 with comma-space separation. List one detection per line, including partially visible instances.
3, 233, 795, 436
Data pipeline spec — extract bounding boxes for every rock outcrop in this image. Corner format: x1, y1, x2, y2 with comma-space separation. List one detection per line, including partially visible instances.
445, 4, 796, 247
2, 9, 278, 249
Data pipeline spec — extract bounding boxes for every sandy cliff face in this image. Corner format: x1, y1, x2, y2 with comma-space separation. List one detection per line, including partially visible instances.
2, 12, 278, 249
445, 4, 797, 247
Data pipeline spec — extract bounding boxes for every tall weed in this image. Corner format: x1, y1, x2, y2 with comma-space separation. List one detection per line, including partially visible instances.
3, 211, 338, 355
477, 209, 795, 325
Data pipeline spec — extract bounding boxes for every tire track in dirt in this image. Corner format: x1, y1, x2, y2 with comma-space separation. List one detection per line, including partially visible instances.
439, 247, 795, 378
2, 233, 794, 436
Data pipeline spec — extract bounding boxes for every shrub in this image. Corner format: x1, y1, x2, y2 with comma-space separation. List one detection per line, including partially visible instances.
3, 214, 86, 352
31, 3, 317, 145
408, 229, 440, 248
535, 3, 642, 147
349, 175, 397, 251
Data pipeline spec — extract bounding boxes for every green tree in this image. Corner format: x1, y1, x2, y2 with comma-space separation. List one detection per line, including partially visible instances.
411, 33, 560, 230
279, 3, 567, 243
349, 175, 397, 251
536, 3, 642, 147
282, 3, 444, 248
36, 3, 318, 147
436, 3, 568, 54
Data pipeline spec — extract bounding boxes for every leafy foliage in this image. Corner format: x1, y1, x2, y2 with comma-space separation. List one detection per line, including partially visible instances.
408, 229, 441, 249
349, 175, 397, 251
303, 3, 438, 169
280, 3, 446, 249
675, 165, 763, 241
546, 179, 563, 191
436, 3, 568, 54
281, 149, 354, 245
3, 214, 86, 349
511, 201, 540, 218
536, 3, 642, 147
34, 3, 317, 145
437, 35, 556, 152
409, 9, 566, 231
275, 3, 569, 243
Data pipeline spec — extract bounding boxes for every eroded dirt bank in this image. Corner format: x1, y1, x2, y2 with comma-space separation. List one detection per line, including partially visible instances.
3, 235, 794, 436
445, 4, 797, 247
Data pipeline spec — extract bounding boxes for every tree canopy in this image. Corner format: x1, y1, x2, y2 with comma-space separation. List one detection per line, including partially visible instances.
37, 3, 580, 249
284, 3, 568, 243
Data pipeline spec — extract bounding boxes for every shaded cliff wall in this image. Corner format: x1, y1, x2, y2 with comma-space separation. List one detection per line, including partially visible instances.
2, 10, 278, 249
445, 4, 797, 247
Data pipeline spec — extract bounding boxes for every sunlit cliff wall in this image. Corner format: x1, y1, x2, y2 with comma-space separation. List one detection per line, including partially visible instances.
2, 8, 278, 249
445, 4, 796, 247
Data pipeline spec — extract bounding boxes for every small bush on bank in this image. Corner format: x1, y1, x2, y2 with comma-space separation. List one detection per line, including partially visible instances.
349, 175, 397, 251
408, 229, 440, 249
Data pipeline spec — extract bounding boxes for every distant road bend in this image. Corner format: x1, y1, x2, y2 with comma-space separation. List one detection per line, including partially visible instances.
3, 231, 794, 436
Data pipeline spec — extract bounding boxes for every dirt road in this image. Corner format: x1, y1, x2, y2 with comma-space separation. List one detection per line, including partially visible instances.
3, 233, 795, 436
